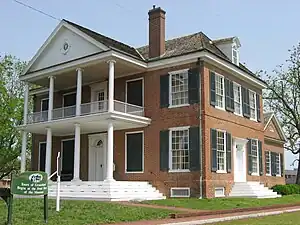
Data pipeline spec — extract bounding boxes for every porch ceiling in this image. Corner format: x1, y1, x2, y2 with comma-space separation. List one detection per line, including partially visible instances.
29, 58, 145, 90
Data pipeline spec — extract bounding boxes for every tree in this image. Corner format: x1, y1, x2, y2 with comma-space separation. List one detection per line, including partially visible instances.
263, 43, 300, 184
0, 55, 27, 179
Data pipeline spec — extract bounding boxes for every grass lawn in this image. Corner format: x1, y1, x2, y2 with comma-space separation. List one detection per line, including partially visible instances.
144, 195, 300, 210
213, 211, 300, 224
0, 198, 173, 225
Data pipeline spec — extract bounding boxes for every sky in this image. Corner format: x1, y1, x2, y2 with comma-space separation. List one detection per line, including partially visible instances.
0, 0, 299, 169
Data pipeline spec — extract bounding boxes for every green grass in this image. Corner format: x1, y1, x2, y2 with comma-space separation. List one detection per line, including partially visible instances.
213, 211, 300, 224
0, 198, 172, 225
144, 195, 300, 210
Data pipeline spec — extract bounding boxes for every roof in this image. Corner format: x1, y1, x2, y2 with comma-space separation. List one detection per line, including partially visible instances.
63, 20, 143, 60
263, 112, 273, 127
212, 37, 235, 44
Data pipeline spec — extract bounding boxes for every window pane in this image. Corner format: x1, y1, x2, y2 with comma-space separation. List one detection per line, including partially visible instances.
233, 83, 241, 114
266, 151, 271, 175
171, 129, 189, 170
215, 75, 224, 108
216, 131, 225, 171
171, 71, 188, 106
251, 140, 258, 173
249, 91, 256, 119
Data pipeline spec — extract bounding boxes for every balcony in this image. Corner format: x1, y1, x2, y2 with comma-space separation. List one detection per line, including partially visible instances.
27, 100, 145, 124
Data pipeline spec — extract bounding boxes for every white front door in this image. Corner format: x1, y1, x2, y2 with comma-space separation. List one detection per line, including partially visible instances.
88, 134, 107, 181
233, 138, 247, 182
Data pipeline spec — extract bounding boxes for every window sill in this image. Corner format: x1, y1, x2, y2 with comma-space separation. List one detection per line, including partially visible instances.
216, 170, 227, 174
125, 171, 144, 174
215, 106, 225, 111
251, 172, 259, 176
266, 174, 272, 177
250, 117, 257, 122
168, 169, 190, 173
276, 174, 281, 177
168, 104, 190, 109
234, 112, 243, 117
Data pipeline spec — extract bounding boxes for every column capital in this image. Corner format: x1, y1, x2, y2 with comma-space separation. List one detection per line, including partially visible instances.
74, 123, 80, 128
48, 75, 56, 79
76, 68, 84, 72
106, 60, 116, 64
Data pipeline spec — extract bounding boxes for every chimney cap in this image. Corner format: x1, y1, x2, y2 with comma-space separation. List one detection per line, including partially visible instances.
148, 5, 166, 14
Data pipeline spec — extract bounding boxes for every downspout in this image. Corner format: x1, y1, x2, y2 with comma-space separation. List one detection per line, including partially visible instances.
197, 58, 203, 199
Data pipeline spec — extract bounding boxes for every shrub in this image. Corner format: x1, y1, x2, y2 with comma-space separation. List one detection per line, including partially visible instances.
272, 184, 300, 195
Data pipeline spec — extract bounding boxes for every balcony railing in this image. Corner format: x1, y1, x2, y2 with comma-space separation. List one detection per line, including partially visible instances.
26, 100, 144, 124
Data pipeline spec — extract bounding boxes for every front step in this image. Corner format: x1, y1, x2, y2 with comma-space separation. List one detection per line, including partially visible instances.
229, 182, 281, 198
48, 181, 166, 201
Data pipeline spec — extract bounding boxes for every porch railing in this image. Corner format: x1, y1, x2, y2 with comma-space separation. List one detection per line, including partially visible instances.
26, 100, 144, 124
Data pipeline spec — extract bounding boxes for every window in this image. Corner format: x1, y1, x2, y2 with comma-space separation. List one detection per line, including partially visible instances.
215, 187, 225, 197
265, 151, 271, 176
249, 90, 256, 120
217, 130, 226, 172
233, 82, 242, 115
170, 188, 190, 197
232, 47, 239, 65
126, 132, 144, 173
251, 139, 259, 174
170, 70, 188, 106
215, 74, 225, 109
39, 142, 46, 172
169, 127, 189, 171
275, 153, 281, 176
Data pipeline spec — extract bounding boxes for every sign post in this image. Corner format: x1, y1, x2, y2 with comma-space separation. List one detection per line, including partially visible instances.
56, 152, 62, 212
11, 171, 48, 223
0, 188, 13, 225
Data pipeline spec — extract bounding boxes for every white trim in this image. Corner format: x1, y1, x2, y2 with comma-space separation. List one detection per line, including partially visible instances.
168, 126, 190, 172
38, 141, 46, 171
264, 113, 287, 142
170, 187, 191, 198
214, 73, 225, 110
125, 77, 144, 107
125, 130, 144, 173
249, 89, 257, 121
30, 87, 49, 96
276, 152, 281, 176
41, 98, 49, 111
215, 129, 227, 172
250, 139, 260, 175
22, 20, 109, 75
265, 150, 271, 176
233, 81, 242, 116
168, 69, 190, 108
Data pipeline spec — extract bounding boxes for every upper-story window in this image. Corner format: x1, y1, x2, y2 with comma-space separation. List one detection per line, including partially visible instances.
170, 69, 189, 106
232, 46, 239, 65
215, 74, 225, 109
233, 82, 242, 115
249, 90, 256, 120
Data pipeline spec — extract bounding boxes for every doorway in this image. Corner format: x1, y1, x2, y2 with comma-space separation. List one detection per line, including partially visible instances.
88, 133, 107, 181
233, 138, 248, 182
61, 139, 75, 181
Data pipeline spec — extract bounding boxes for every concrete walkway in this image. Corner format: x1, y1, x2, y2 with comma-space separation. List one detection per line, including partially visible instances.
101, 206, 300, 225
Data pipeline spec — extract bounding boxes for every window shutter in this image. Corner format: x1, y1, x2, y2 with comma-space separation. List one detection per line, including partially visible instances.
188, 68, 200, 104
242, 87, 250, 118
225, 79, 234, 112
256, 94, 261, 122
258, 140, 263, 176
280, 153, 284, 177
189, 126, 200, 171
160, 74, 169, 108
247, 139, 252, 174
211, 128, 217, 172
160, 130, 169, 171
210, 71, 216, 106
226, 132, 232, 173
271, 152, 276, 176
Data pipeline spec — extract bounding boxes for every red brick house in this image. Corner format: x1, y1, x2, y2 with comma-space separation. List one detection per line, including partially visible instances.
18, 6, 286, 200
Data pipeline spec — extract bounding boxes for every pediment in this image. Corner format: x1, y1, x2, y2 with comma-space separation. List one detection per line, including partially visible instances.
264, 115, 286, 142
25, 21, 109, 74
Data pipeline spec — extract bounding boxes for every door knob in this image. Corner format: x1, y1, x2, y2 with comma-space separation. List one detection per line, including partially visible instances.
100, 164, 103, 168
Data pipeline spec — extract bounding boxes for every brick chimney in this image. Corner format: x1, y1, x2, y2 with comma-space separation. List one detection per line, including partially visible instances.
148, 5, 166, 58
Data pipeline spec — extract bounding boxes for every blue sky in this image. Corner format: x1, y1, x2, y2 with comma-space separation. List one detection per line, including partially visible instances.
0, 0, 299, 169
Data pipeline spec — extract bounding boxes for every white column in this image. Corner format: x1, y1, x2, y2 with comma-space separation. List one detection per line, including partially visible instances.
105, 122, 114, 181
48, 76, 54, 121
73, 123, 81, 181
20, 131, 27, 172
107, 60, 116, 112
21, 83, 29, 172
76, 68, 82, 116
45, 128, 52, 176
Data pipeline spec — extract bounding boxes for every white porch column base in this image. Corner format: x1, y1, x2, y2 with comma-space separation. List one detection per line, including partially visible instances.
45, 128, 52, 176
20, 131, 27, 172
72, 123, 81, 182
105, 122, 115, 181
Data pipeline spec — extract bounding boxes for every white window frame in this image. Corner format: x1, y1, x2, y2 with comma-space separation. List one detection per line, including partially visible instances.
251, 139, 259, 176
168, 69, 189, 108
40, 98, 49, 112
265, 150, 271, 176
125, 77, 144, 107
170, 187, 191, 198
233, 82, 242, 116
232, 46, 239, 65
276, 153, 281, 177
215, 73, 225, 110
216, 129, 227, 173
215, 187, 225, 197
168, 126, 190, 172
249, 90, 257, 121
125, 131, 144, 174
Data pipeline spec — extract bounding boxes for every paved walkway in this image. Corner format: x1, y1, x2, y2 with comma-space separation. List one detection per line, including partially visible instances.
101, 205, 300, 225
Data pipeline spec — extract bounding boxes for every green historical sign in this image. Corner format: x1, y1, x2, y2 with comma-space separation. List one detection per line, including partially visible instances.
11, 171, 48, 195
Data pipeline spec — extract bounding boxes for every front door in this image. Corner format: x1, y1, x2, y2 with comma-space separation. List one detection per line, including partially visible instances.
88, 134, 107, 181
61, 139, 75, 181
233, 138, 247, 182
